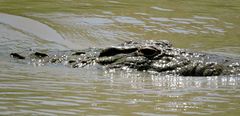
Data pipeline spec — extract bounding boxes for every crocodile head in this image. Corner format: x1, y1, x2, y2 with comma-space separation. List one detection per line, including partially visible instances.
96, 40, 224, 76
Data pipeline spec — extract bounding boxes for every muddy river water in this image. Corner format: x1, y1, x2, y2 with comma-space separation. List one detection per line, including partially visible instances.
0, 0, 240, 115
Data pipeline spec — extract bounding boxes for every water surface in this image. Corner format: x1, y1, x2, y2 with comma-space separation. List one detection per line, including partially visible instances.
0, 0, 240, 115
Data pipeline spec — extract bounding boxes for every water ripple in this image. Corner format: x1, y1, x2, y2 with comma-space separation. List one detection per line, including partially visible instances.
151, 6, 174, 12
148, 16, 227, 35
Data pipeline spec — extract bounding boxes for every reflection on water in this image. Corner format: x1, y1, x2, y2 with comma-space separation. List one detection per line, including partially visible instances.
105, 71, 240, 90
0, 0, 240, 115
0, 13, 77, 49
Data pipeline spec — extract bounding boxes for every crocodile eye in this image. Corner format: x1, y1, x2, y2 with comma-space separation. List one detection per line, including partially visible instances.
99, 47, 138, 57
139, 46, 160, 57
99, 47, 122, 57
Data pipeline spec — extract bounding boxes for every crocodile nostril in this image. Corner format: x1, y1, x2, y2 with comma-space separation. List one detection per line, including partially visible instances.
138, 46, 160, 57
10, 53, 25, 59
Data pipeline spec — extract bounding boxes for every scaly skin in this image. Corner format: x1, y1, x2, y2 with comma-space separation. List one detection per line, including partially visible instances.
10, 40, 240, 76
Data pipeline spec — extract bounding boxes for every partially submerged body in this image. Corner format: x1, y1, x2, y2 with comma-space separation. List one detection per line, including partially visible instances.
10, 40, 240, 76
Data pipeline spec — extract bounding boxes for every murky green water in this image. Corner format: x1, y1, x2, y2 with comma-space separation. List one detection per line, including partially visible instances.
0, 0, 240, 115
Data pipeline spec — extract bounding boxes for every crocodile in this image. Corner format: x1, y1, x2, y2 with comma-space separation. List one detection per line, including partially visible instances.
10, 40, 240, 76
